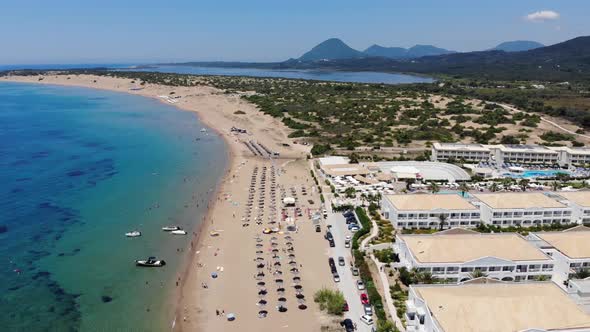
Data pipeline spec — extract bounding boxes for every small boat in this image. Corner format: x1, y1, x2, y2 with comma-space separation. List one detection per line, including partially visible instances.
135, 256, 166, 267
125, 231, 141, 237
171, 229, 187, 235
162, 226, 180, 231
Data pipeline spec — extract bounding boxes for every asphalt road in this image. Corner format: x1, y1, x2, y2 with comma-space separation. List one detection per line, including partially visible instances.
326, 210, 373, 332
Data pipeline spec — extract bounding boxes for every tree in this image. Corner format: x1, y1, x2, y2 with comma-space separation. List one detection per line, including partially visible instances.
349, 152, 360, 164
458, 182, 469, 197
438, 214, 448, 231
376, 319, 399, 332
536, 275, 550, 281
404, 178, 415, 191
490, 183, 499, 192
469, 269, 488, 279
551, 181, 560, 191
430, 182, 440, 194
344, 187, 356, 199
314, 288, 346, 315
519, 179, 529, 192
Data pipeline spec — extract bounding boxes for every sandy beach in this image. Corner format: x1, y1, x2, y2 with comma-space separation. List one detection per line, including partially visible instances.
2, 74, 336, 331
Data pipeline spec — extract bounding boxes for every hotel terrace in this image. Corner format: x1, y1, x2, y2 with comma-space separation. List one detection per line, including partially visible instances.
473, 192, 573, 228
381, 194, 480, 229
431, 142, 590, 166
406, 280, 590, 332
557, 191, 590, 224
395, 230, 554, 283
530, 226, 590, 283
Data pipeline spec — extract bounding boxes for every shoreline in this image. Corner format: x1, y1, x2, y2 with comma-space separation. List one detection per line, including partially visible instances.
1, 74, 332, 332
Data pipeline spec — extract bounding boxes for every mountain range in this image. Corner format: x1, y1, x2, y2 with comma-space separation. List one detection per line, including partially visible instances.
297, 38, 544, 61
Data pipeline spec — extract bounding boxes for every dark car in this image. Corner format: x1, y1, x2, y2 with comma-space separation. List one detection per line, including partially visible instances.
329, 239, 335, 247
315, 224, 321, 232
325, 231, 333, 241
328, 257, 336, 268
342, 301, 349, 312
340, 318, 354, 332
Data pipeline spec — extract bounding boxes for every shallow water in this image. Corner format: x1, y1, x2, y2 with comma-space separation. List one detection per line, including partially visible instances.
0, 82, 227, 331
129, 65, 435, 84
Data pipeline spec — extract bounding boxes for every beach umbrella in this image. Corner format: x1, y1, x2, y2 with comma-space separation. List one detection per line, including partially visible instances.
257, 263, 264, 268
258, 299, 267, 306
274, 262, 281, 266
296, 294, 305, 299
298, 304, 307, 310
226, 313, 236, 321
289, 261, 297, 266
288, 254, 295, 259
257, 281, 266, 286
211, 272, 218, 278
277, 306, 287, 312
258, 310, 268, 318
294, 285, 302, 290
258, 289, 267, 296
278, 297, 287, 303
277, 287, 285, 293
275, 279, 283, 284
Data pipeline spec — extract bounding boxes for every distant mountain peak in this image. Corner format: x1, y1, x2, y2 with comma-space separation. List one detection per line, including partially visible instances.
492, 40, 544, 52
363, 44, 454, 59
299, 38, 363, 61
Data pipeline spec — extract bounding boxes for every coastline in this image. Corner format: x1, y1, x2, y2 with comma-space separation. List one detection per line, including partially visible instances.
1, 74, 333, 331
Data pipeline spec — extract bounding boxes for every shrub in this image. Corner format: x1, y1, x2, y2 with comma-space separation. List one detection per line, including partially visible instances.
314, 288, 346, 315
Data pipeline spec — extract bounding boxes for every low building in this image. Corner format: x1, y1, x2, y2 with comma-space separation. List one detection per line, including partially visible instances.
381, 194, 480, 229
557, 191, 590, 224
431, 143, 491, 162
406, 280, 590, 332
431, 142, 590, 166
474, 192, 573, 227
530, 226, 590, 283
395, 230, 554, 283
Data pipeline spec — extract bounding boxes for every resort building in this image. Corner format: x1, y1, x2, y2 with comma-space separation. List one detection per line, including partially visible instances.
431, 142, 590, 166
473, 192, 573, 227
395, 230, 554, 283
381, 194, 480, 229
430, 143, 491, 162
557, 191, 590, 224
529, 226, 590, 284
406, 280, 590, 332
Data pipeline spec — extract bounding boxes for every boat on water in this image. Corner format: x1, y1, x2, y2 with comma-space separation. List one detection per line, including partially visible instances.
171, 229, 187, 235
162, 226, 180, 231
135, 256, 166, 267
125, 230, 141, 237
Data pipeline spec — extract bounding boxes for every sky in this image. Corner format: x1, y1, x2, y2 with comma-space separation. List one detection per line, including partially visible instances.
0, 0, 588, 64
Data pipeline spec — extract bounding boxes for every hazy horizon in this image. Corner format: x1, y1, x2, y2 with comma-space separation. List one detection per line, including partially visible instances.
1, 0, 588, 65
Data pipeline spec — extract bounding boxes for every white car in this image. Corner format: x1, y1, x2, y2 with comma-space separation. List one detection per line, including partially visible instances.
345, 235, 351, 241
356, 280, 365, 290
360, 314, 374, 325
350, 226, 360, 232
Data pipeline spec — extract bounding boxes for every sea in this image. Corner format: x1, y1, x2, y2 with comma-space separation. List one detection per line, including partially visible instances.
0, 82, 227, 331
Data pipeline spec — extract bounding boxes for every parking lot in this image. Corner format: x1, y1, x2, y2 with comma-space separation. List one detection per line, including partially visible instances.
325, 209, 373, 332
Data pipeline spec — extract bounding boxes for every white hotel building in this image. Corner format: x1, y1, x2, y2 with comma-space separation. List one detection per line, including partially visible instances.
529, 226, 590, 283
406, 280, 590, 332
395, 230, 555, 283
381, 194, 480, 229
431, 142, 590, 166
473, 192, 574, 228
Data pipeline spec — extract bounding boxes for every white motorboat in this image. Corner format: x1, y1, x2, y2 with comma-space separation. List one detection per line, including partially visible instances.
135, 256, 166, 267
162, 226, 180, 231
125, 230, 141, 237
171, 229, 187, 235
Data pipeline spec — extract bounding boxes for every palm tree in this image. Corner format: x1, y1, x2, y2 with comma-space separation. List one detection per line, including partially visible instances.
536, 275, 550, 281
438, 214, 448, 231
430, 182, 440, 194
418, 271, 436, 284
519, 179, 529, 192
490, 183, 499, 192
469, 269, 488, 279
551, 181, 560, 191
458, 182, 469, 197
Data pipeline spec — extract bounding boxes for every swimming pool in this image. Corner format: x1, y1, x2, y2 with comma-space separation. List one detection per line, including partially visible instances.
507, 170, 570, 179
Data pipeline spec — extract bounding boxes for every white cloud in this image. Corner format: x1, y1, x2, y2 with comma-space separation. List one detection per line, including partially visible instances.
525, 10, 560, 22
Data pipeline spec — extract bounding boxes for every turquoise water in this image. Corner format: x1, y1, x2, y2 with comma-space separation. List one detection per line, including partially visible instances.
0, 82, 227, 331
507, 170, 569, 178
438, 190, 472, 198
128, 65, 435, 84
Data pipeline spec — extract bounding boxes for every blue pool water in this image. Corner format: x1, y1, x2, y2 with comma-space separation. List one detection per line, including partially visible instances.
508, 170, 570, 178
0, 82, 227, 331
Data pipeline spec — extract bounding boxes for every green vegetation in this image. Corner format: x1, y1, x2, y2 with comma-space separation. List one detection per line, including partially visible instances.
352, 207, 371, 250
390, 282, 408, 325
353, 250, 386, 321
374, 248, 395, 263
313, 288, 346, 315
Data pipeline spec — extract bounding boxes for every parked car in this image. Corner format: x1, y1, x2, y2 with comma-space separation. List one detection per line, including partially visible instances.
347, 223, 358, 230
329, 239, 335, 247
344, 240, 350, 248
360, 315, 374, 326
342, 301, 349, 312
351, 267, 359, 276
363, 305, 373, 316
350, 225, 360, 232
325, 231, 333, 241
315, 224, 321, 232
328, 257, 335, 268
343, 210, 353, 217
360, 293, 369, 305
356, 280, 365, 290
338, 256, 345, 266
333, 272, 340, 282
340, 318, 354, 332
